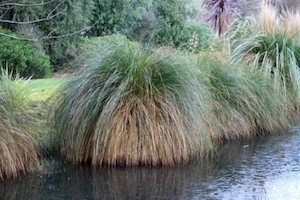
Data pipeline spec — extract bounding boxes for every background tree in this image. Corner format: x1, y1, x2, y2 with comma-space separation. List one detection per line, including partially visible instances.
86, 0, 211, 52
152, 0, 196, 46
202, 0, 241, 37
86, 0, 147, 38
201, 0, 300, 37
38, 0, 94, 69
0, 0, 54, 31
0, 28, 52, 78
0, 0, 213, 73
150, 0, 213, 52
0, 0, 94, 71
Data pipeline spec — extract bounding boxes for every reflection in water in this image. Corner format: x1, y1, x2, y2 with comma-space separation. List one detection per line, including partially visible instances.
0, 126, 300, 200
38, 161, 196, 200
0, 175, 40, 200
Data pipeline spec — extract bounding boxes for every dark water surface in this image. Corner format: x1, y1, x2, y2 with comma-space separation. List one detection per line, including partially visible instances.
1, 126, 300, 200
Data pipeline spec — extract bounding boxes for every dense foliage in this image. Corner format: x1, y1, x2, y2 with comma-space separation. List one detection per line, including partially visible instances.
87, 0, 209, 51
0, 0, 214, 69
152, 0, 195, 46
87, 0, 147, 37
38, 0, 94, 68
0, 28, 52, 78
179, 22, 213, 52
0, 0, 94, 69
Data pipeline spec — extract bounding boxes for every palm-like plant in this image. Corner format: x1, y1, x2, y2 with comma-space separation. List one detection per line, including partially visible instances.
203, 0, 241, 36
49, 35, 214, 167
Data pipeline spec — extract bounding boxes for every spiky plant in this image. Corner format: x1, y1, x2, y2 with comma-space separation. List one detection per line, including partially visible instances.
230, 2, 300, 99
203, 0, 242, 36
0, 69, 40, 179
49, 35, 214, 167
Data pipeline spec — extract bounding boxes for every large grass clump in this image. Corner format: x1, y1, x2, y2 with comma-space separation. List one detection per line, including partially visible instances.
230, 2, 300, 100
49, 35, 214, 167
197, 55, 297, 142
0, 69, 40, 179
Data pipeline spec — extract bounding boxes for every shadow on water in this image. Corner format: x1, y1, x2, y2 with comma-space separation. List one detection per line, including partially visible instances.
1, 126, 300, 200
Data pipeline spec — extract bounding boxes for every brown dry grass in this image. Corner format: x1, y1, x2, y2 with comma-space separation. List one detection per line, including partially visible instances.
283, 9, 300, 38
0, 69, 41, 179
0, 115, 41, 179
258, 2, 280, 33
51, 35, 214, 167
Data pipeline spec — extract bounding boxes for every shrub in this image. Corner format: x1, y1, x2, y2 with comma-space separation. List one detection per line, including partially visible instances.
152, 0, 196, 47
179, 22, 213, 53
127, 7, 157, 43
0, 28, 52, 78
0, 69, 41, 179
87, 0, 147, 37
49, 34, 214, 167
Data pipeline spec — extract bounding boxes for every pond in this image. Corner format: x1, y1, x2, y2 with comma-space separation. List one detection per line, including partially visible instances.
1, 124, 300, 199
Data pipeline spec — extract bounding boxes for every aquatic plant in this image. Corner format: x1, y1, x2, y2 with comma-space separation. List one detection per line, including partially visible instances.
50, 35, 214, 167
0, 69, 40, 179
0, 174, 40, 199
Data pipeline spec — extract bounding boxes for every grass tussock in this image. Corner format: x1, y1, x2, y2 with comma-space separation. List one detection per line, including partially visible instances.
49, 34, 297, 167
50, 35, 214, 167
197, 56, 296, 141
258, 2, 280, 33
0, 69, 41, 179
50, 35, 295, 166
230, 2, 300, 99
283, 9, 300, 38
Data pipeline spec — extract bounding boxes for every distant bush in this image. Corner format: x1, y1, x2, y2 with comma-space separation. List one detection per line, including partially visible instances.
179, 22, 213, 53
0, 28, 52, 78
87, 0, 147, 37
152, 0, 195, 47
150, 1, 213, 52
